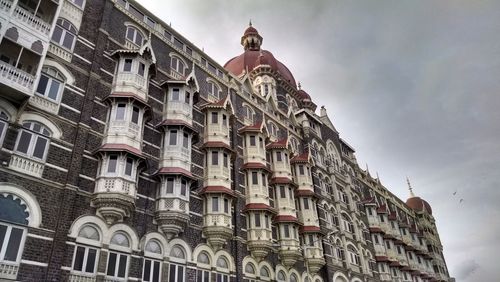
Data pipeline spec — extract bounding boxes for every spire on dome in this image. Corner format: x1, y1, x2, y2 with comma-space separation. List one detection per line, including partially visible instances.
241, 23, 262, 51
407, 176, 415, 197
298, 82, 302, 90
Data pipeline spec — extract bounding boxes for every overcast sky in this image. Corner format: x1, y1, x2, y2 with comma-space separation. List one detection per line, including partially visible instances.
137, 1, 500, 280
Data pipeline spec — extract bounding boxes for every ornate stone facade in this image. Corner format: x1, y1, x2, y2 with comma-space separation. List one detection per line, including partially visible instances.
0, 0, 452, 281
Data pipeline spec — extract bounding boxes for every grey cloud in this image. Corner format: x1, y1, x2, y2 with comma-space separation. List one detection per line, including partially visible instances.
455, 259, 480, 280
138, 1, 500, 280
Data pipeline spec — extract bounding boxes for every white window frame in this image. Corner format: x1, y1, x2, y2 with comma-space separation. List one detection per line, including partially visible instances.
0, 111, 9, 146
125, 26, 144, 47
52, 18, 78, 51
105, 251, 129, 280
35, 67, 65, 102
14, 122, 51, 161
0, 223, 27, 263
170, 55, 186, 75
142, 257, 162, 282
71, 245, 99, 275
207, 80, 222, 99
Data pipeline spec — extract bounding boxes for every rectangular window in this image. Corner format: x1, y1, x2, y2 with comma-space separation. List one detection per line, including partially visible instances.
211, 151, 218, 165
72, 245, 98, 274
223, 153, 228, 168
254, 213, 261, 227
196, 270, 210, 282
276, 151, 282, 162
308, 234, 314, 246
131, 107, 140, 124
143, 258, 162, 282
211, 112, 218, 124
138, 63, 145, 76
125, 158, 133, 176
224, 198, 229, 213
185, 92, 190, 104
172, 89, 180, 101
284, 224, 290, 238
180, 180, 187, 196
279, 186, 286, 198
183, 133, 189, 148
168, 263, 184, 282
379, 215, 385, 222
32, 136, 48, 159
299, 165, 305, 175
123, 59, 132, 72
262, 173, 266, 187
166, 178, 174, 194
303, 198, 310, 209
251, 172, 258, 185
259, 137, 263, 148
212, 197, 219, 212
249, 136, 256, 146
106, 252, 128, 278
222, 114, 227, 126
107, 156, 118, 173
0, 225, 24, 262
265, 214, 269, 228
169, 130, 177, 146
116, 104, 126, 120
15, 131, 31, 154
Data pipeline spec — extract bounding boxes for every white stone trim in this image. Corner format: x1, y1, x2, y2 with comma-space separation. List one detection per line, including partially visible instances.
18, 112, 62, 139
0, 98, 18, 120
20, 260, 48, 267
27, 233, 54, 241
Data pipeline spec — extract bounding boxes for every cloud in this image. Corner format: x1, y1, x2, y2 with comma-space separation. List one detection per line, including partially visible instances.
137, 0, 500, 280
455, 259, 480, 280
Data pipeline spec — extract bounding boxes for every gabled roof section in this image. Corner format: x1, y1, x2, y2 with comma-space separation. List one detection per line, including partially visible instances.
111, 38, 156, 64
266, 137, 288, 149
290, 150, 312, 164
185, 61, 200, 92
200, 94, 235, 115
319, 106, 338, 133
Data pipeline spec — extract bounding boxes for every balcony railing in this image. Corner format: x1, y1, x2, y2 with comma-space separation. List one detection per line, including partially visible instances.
30, 94, 59, 114
49, 43, 73, 62
0, 61, 35, 94
0, 261, 19, 280
0, 0, 12, 14
9, 153, 44, 177
95, 177, 136, 197
68, 273, 97, 282
12, 5, 52, 35
203, 213, 232, 228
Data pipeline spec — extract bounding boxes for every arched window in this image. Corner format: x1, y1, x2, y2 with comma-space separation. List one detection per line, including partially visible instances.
347, 244, 360, 265
106, 232, 131, 280
268, 122, 278, 138
36, 66, 65, 103
15, 121, 52, 161
143, 240, 163, 282
244, 261, 256, 281
71, 225, 100, 276
171, 55, 186, 76
196, 251, 211, 282
243, 105, 254, 124
259, 266, 271, 281
207, 80, 222, 99
0, 194, 29, 265
52, 18, 77, 51
335, 239, 345, 262
167, 245, 186, 282
215, 256, 230, 282
290, 273, 299, 282
341, 213, 354, 233
0, 109, 10, 146
276, 270, 286, 282
125, 25, 144, 46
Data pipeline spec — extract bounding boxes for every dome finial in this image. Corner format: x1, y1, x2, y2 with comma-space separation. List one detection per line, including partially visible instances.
298, 82, 302, 90
249, 19, 252, 27
407, 176, 415, 197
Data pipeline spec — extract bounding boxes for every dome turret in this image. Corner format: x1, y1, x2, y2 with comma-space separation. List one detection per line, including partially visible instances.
405, 177, 433, 215
241, 21, 263, 51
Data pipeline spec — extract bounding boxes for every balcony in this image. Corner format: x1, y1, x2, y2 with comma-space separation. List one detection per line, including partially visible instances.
9, 153, 44, 177
243, 146, 266, 165
11, 4, 53, 37
204, 123, 230, 145
303, 246, 326, 273
112, 72, 148, 101
155, 197, 189, 239
202, 213, 232, 250
0, 0, 13, 16
0, 60, 36, 101
48, 42, 72, 62
247, 228, 273, 260
104, 120, 142, 150
29, 94, 59, 114
204, 165, 230, 187
92, 177, 136, 224
161, 145, 191, 172
0, 261, 19, 280
163, 100, 193, 125
68, 273, 97, 282
277, 238, 301, 267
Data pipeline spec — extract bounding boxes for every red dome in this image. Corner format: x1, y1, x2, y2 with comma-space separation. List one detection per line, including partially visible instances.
406, 197, 433, 215
244, 26, 259, 36
224, 50, 297, 87
296, 89, 311, 100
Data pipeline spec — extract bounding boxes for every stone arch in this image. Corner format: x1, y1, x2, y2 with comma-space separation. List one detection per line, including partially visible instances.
258, 260, 275, 280
106, 223, 140, 251
5, 27, 18, 41
139, 232, 168, 256
214, 249, 235, 272
18, 112, 62, 139
0, 98, 18, 120
43, 59, 76, 85
167, 238, 192, 262
31, 40, 43, 54
0, 183, 42, 227
333, 272, 349, 282
192, 244, 215, 266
